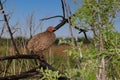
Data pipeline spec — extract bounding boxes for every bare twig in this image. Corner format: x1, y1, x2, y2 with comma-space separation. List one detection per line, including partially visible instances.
54, 18, 68, 31
0, 0, 20, 77
64, 0, 75, 46
76, 28, 89, 41
0, 24, 5, 39
0, 0, 19, 54
97, 57, 106, 80
40, 15, 65, 21
26, 13, 35, 39
2, 60, 12, 77
61, 0, 65, 17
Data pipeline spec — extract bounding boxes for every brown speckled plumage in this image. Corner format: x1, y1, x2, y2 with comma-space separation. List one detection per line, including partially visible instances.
27, 27, 56, 54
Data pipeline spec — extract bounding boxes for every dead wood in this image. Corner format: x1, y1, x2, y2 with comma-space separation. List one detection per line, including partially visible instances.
0, 54, 69, 80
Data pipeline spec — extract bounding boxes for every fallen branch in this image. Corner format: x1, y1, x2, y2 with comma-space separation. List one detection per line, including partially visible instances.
0, 54, 69, 80
0, 67, 69, 80
0, 54, 63, 73
0, 71, 41, 80
0, 54, 40, 61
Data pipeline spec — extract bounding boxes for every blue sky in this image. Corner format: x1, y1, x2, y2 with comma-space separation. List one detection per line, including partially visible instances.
1, 0, 120, 38
3, 0, 84, 38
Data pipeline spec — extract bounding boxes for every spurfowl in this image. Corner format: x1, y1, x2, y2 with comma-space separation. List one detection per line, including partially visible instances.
27, 26, 56, 60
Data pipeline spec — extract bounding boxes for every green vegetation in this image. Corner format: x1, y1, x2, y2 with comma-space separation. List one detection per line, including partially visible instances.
0, 0, 120, 80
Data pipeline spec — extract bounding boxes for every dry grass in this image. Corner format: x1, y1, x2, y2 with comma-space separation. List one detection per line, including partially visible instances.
44, 44, 71, 56
1, 43, 90, 56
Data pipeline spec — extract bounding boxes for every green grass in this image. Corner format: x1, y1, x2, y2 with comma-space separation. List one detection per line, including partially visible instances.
0, 38, 120, 80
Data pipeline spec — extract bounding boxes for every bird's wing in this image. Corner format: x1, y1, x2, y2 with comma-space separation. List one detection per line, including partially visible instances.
27, 32, 55, 53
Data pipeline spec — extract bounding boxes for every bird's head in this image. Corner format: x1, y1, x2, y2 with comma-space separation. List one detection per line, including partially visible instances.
47, 26, 55, 32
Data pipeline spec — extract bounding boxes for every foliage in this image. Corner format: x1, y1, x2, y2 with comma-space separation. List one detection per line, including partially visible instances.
72, 0, 120, 38
40, 68, 60, 80
71, 0, 120, 80
102, 30, 120, 79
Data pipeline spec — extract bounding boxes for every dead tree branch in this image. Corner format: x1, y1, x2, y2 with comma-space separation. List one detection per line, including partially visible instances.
0, 0, 19, 55
0, 54, 60, 73
0, 71, 41, 80
0, 66, 69, 80
54, 15, 89, 41
0, 0, 20, 77
0, 54, 39, 61
63, 0, 75, 47
40, 15, 65, 21
40, 13, 89, 41
39, 1, 89, 41
61, 0, 65, 17
0, 24, 5, 39
0, 54, 69, 80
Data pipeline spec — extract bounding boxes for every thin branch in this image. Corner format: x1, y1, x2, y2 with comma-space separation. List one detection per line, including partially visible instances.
0, 1, 20, 76
51, 14, 89, 41
40, 15, 65, 21
61, 0, 65, 17
54, 18, 68, 31
53, 14, 75, 31
83, 32, 89, 41
66, 0, 72, 16
64, 0, 76, 47
0, 24, 5, 38
0, 0, 19, 55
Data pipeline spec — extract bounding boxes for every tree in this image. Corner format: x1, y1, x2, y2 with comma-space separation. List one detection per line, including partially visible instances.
72, 0, 120, 79
72, 0, 120, 52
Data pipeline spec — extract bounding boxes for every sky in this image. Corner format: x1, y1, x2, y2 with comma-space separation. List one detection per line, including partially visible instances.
3, 0, 83, 38
1, 0, 120, 38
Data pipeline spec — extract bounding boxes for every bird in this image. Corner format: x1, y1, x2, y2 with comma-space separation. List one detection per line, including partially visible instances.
27, 26, 56, 60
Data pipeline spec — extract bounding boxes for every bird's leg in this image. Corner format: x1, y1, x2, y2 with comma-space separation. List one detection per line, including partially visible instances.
30, 51, 39, 65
